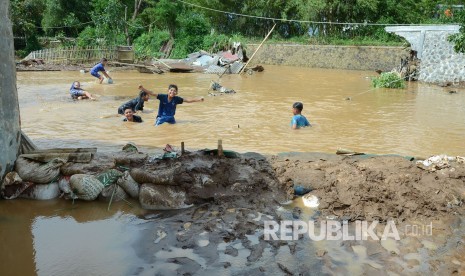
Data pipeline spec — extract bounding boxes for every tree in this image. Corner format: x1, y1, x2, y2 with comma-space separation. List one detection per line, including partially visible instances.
41, 0, 91, 36
77, 0, 127, 47
10, 0, 45, 54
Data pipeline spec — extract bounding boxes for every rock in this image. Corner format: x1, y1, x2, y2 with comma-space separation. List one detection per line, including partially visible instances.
224, 245, 238, 257
316, 249, 327, 257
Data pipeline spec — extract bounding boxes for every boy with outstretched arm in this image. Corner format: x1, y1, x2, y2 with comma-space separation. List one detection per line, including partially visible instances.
138, 84, 204, 126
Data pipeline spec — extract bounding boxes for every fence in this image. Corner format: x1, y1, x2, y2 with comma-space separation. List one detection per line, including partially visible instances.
24, 46, 119, 64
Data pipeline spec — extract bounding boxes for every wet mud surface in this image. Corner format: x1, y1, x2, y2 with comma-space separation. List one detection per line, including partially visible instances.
126, 152, 465, 275
272, 153, 465, 223
2, 151, 465, 274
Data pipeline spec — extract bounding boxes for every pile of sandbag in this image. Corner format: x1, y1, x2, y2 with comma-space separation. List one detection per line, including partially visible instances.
1, 144, 292, 211
0, 147, 146, 203
0, 145, 194, 210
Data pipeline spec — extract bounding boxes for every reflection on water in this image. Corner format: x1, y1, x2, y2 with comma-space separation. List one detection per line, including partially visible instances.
0, 199, 145, 275
32, 214, 141, 276
17, 66, 465, 156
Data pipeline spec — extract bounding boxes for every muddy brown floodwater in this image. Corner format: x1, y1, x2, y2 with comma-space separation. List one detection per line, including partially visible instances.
16, 65, 465, 156
1, 65, 464, 275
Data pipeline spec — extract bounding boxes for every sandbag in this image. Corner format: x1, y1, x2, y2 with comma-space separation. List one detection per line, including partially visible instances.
19, 182, 60, 200
116, 171, 140, 198
96, 169, 124, 186
98, 184, 128, 202
70, 174, 105, 201
130, 168, 175, 185
60, 153, 115, 176
58, 176, 78, 199
139, 184, 192, 210
15, 156, 66, 184
0, 171, 34, 199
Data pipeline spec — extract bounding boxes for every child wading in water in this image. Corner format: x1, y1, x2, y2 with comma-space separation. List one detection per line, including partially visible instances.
90, 58, 112, 84
291, 102, 311, 129
117, 91, 150, 115
139, 84, 204, 126
69, 81, 95, 100
122, 108, 143, 123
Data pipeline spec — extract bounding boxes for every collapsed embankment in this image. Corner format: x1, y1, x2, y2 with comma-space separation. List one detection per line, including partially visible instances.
2, 147, 464, 224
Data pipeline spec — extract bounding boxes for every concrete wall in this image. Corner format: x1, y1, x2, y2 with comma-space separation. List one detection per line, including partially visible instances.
0, 0, 21, 182
246, 44, 408, 72
386, 25, 465, 83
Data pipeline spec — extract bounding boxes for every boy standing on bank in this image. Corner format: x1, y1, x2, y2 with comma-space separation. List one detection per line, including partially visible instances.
138, 84, 204, 126
291, 102, 311, 129
90, 58, 112, 84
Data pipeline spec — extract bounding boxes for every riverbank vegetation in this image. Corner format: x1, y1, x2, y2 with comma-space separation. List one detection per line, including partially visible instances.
10, 0, 465, 59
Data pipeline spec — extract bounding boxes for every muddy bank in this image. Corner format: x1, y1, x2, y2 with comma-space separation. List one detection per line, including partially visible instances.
272, 152, 465, 223
3, 149, 464, 223
2, 149, 465, 274
15, 61, 136, 72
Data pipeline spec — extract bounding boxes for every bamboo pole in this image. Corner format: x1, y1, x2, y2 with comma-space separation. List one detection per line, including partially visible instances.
239, 23, 276, 75
153, 58, 172, 69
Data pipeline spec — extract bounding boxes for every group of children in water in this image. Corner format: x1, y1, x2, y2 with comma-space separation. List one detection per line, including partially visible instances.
69, 58, 311, 128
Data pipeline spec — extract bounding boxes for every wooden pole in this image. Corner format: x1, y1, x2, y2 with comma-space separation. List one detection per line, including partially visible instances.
217, 139, 223, 157
181, 142, 185, 154
239, 23, 276, 74
153, 57, 172, 69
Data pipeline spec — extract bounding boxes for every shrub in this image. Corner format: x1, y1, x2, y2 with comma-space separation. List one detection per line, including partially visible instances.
371, 72, 405, 89
133, 29, 171, 59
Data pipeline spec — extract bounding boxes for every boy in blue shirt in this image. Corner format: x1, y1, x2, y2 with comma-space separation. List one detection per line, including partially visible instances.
69, 81, 95, 100
90, 58, 112, 84
291, 102, 311, 129
139, 84, 204, 125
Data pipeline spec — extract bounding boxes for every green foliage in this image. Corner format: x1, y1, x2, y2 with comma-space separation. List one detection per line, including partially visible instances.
447, 9, 465, 54
41, 0, 91, 36
133, 29, 170, 59
139, 0, 182, 38
76, 26, 97, 47
202, 34, 230, 53
10, 0, 45, 38
17, 34, 42, 57
78, 0, 127, 47
12, 0, 465, 58
371, 72, 406, 89
170, 12, 211, 58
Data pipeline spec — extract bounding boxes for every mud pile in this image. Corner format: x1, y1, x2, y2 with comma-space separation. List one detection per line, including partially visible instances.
272, 153, 465, 222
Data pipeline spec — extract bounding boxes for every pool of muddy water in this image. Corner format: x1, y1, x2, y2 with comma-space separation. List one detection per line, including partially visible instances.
1, 198, 463, 275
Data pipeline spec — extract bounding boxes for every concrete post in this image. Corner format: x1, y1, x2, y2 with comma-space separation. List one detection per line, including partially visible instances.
0, 0, 21, 183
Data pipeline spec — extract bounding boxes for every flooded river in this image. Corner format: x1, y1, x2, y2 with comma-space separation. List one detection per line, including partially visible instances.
16, 65, 465, 157
1, 66, 465, 275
